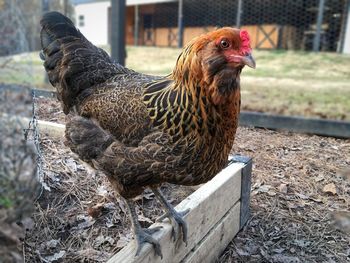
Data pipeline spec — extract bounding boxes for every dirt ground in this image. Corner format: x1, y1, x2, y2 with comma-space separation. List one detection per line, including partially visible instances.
1, 90, 349, 262
220, 128, 350, 263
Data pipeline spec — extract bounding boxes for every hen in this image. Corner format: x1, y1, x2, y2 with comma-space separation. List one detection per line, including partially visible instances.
40, 11, 255, 257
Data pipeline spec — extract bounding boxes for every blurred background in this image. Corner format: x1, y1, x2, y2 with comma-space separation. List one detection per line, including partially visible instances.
0, 0, 349, 120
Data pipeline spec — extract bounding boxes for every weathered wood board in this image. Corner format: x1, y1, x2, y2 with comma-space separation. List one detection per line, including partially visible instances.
0, 114, 65, 138
108, 158, 252, 263
181, 201, 241, 263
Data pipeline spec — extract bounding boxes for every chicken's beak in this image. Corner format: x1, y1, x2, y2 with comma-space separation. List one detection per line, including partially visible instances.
242, 53, 256, 69
228, 53, 256, 69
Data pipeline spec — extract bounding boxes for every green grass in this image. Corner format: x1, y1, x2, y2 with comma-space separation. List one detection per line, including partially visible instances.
0, 197, 12, 208
1, 46, 350, 120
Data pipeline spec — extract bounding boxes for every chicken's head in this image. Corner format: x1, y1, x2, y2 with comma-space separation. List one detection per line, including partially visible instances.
173, 27, 255, 105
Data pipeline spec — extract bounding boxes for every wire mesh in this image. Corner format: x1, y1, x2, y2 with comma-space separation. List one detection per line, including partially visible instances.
131, 0, 349, 52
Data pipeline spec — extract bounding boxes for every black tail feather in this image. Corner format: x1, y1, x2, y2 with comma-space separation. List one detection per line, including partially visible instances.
39, 12, 120, 114
40, 11, 79, 50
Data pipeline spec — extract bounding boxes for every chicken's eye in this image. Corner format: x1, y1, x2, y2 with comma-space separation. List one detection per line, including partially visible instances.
220, 39, 230, 49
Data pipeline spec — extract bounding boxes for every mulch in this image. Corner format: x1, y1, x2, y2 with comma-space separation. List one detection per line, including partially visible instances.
220, 128, 350, 263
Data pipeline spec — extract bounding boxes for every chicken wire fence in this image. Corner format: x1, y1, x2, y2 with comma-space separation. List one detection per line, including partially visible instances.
131, 0, 349, 52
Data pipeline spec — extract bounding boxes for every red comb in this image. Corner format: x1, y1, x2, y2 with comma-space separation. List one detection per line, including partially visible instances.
240, 29, 252, 54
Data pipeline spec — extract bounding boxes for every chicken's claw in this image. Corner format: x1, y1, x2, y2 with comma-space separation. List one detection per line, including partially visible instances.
134, 226, 163, 258
157, 208, 190, 245
152, 187, 190, 246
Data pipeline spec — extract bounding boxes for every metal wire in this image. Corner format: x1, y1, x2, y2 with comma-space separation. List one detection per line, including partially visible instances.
131, 0, 348, 52
24, 89, 45, 201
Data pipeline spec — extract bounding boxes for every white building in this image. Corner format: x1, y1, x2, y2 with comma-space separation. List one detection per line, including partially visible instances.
73, 0, 110, 45
72, 0, 178, 46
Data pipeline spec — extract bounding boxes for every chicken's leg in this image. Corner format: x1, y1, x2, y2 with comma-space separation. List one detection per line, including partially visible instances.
151, 187, 189, 244
125, 199, 163, 258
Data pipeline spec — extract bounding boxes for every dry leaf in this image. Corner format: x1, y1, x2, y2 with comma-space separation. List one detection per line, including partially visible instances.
73, 215, 96, 230
96, 185, 109, 197
296, 193, 309, 200
235, 248, 251, 256
95, 235, 115, 247
94, 235, 106, 247
257, 185, 271, 193
272, 248, 285, 254
44, 250, 66, 262
88, 203, 105, 218
65, 158, 77, 172
133, 189, 154, 201
271, 254, 301, 263
46, 239, 60, 249
315, 174, 324, 182
323, 183, 337, 195
76, 248, 111, 262
138, 214, 153, 224
293, 239, 310, 248
104, 202, 116, 210
117, 199, 127, 214
267, 191, 276, 196
278, 183, 288, 194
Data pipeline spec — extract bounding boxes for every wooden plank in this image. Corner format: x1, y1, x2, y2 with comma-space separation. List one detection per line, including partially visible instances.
37, 120, 65, 138
239, 111, 350, 138
32, 89, 56, 98
239, 158, 253, 228
181, 201, 241, 263
0, 114, 65, 138
107, 162, 244, 263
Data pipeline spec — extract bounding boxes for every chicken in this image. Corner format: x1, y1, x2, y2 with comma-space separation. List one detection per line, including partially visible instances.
40, 11, 255, 257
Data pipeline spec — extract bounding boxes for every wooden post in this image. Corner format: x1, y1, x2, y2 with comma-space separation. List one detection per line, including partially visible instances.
111, 0, 126, 65
313, 0, 325, 52
177, 0, 184, 48
41, 0, 49, 12
236, 0, 242, 28
342, 0, 350, 53
42, 0, 49, 84
134, 5, 139, 46
63, 0, 68, 16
